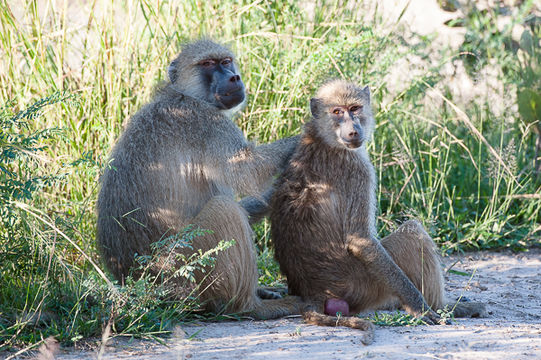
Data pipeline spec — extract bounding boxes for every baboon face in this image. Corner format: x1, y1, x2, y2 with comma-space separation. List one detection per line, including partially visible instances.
310, 80, 373, 150
168, 40, 246, 110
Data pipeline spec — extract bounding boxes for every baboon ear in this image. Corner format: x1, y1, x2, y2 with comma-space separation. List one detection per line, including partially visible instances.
168, 59, 178, 83
360, 85, 370, 104
310, 98, 321, 117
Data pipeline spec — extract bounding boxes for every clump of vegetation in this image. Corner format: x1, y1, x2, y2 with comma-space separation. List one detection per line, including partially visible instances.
0, 0, 539, 351
370, 311, 426, 327
0, 94, 233, 353
433, 0, 540, 250
452, 0, 541, 176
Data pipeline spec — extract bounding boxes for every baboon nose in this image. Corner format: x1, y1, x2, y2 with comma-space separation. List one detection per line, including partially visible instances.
349, 130, 359, 140
229, 75, 241, 83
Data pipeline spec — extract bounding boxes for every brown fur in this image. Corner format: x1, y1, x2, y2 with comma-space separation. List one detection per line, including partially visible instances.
96, 40, 302, 318
271, 80, 486, 339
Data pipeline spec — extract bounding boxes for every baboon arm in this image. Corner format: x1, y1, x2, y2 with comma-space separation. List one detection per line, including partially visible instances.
346, 235, 437, 320
253, 135, 300, 167
239, 186, 276, 224
224, 135, 300, 196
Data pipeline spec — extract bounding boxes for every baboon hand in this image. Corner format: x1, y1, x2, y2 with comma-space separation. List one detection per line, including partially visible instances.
417, 309, 448, 325
346, 242, 362, 258
345, 235, 372, 258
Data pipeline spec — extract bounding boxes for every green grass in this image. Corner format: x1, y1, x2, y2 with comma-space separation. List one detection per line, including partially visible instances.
370, 310, 427, 327
0, 0, 540, 351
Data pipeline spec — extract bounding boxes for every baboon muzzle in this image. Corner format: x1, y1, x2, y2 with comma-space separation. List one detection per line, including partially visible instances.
213, 70, 245, 109
340, 122, 363, 148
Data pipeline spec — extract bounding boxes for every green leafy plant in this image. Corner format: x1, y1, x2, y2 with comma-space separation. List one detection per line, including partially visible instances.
82, 226, 234, 340
370, 311, 426, 327
0, 94, 233, 351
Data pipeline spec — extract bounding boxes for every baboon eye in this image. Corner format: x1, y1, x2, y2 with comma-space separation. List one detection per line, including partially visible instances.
199, 59, 216, 67
221, 58, 232, 66
350, 105, 362, 112
332, 108, 343, 115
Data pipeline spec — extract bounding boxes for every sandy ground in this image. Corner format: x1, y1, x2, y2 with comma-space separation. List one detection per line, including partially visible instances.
29, 248, 539, 360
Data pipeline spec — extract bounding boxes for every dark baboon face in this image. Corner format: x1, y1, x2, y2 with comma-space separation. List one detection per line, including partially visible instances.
310, 80, 374, 150
168, 40, 246, 111
198, 56, 245, 110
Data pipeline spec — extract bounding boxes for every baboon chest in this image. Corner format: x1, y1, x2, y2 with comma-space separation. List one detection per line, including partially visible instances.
302, 154, 374, 230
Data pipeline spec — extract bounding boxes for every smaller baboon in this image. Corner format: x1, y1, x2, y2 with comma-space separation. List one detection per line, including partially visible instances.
270, 80, 486, 344
97, 40, 303, 319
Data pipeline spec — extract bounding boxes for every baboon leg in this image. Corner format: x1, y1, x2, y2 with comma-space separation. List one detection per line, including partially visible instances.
380, 220, 445, 310
239, 186, 276, 225
249, 295, 304, 320
346, 233, 441, 324
192, 195, 303, 319
191, 195, 259, 313
303, 312, 374, 345
380, 220, 487, 318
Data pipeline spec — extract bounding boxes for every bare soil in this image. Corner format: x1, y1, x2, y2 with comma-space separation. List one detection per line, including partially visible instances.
37, 249, 541, 359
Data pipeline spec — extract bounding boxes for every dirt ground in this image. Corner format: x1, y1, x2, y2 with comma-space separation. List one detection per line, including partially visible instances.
29, 248, 537, 360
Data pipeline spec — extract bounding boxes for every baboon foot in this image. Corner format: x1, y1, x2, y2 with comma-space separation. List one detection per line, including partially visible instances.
257, 286, 287, 299
248, 295, 304, 320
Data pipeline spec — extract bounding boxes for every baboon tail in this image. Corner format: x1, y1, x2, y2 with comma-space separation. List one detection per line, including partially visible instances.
303, 311, 375, 345
446, 301, 487, 318
247, 295, 304, 320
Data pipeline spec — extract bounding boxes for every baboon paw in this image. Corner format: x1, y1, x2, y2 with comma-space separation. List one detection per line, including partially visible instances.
419, 310, 442, 325
257, 287, 285, 300
420, 315, 435, 325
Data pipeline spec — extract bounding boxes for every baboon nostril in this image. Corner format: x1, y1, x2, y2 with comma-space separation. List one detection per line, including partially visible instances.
229, 75, 240, 83
349, 131, 359, 139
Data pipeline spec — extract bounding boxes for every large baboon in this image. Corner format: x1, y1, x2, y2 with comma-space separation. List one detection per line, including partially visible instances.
270, 80, 486, 343
97, 40, 303, 318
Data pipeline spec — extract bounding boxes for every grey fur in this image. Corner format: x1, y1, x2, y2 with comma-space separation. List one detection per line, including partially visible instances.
96, 40, 303, 318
